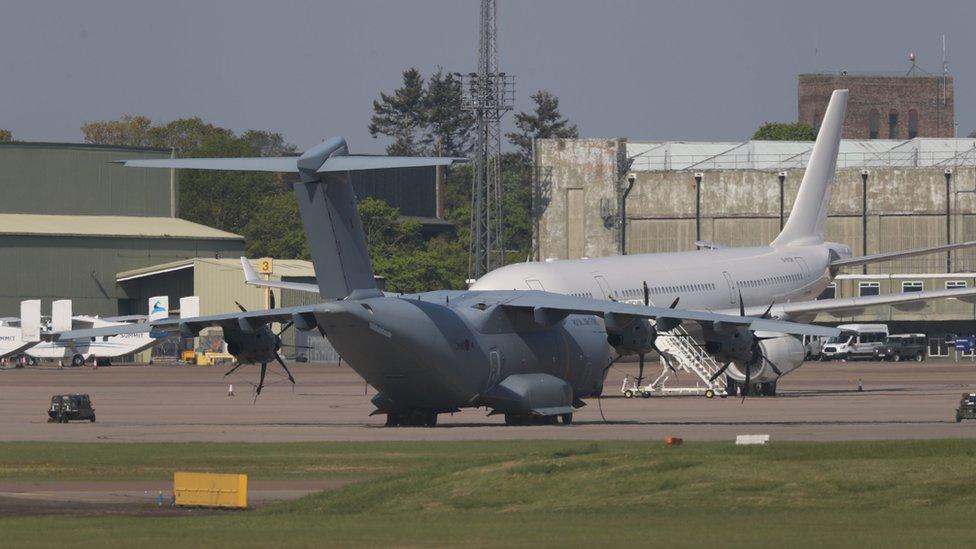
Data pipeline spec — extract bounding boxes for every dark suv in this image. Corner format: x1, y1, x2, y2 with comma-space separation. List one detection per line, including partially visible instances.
48, 394, 96, 423
873, 334, 927, 362
957, 393, 976, 422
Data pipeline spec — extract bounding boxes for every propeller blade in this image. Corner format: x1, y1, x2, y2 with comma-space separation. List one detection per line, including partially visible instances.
763, 352, 782, 376
709, 361, 732, 382
738, 290, 745, 317
741, 362, 751, 403
652, 341, 678, 373
636, 353, 646, 387
642, 281, 650, 306
224, 362, 246, 377
255, 362, 268, 397
669, 297, 680, 309
234, 301, 247, 313
276, 321, 294, 336
269, 291, 276, 310
274, 352, 296, 385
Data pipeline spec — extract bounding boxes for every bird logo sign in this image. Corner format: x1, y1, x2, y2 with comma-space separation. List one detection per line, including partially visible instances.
148, 296, 169, 321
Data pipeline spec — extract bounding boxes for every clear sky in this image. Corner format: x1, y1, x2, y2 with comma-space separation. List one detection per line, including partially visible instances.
1, 0, 973, 152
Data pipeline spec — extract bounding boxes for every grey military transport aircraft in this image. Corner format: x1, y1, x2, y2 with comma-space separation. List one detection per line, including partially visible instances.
53, 136, 837, 426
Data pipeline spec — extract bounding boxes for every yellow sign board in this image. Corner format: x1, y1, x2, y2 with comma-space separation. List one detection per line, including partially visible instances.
174, 472, 247, 508
257, 257, 274, 274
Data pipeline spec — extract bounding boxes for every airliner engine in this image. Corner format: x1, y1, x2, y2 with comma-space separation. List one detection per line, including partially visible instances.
725, 334, 806, 383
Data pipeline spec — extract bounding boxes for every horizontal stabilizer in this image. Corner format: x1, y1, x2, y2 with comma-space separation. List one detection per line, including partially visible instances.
115, 155, 463, 174
831, 240, 976, 268
115, 157, 299, 172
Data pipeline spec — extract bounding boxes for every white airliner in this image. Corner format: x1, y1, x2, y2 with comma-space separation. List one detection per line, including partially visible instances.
471, 89, 976, 393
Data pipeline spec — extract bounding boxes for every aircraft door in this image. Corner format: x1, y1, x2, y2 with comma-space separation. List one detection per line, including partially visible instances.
487, 348, 502, 389
721, 271, 736, 305
593, 275, 613, 300
525, 279, 545, 290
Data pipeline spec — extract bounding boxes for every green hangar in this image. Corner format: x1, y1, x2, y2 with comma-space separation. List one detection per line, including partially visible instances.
0, 142, 244, 317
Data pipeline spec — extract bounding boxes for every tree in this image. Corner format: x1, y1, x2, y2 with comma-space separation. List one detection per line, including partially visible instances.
243, 193, 308, 260
368, 68, 428, 156
81, 115, 297, 239
506, 90, 578, 160
752, 122, 817, 141
423, 68, 474, 157
81, 115, 153, 147
0, 129, 11, 142
968, 130, 976, 139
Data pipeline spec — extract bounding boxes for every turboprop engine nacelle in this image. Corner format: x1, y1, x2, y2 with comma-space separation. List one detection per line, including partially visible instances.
224, 328, 280, 364
604, 314, 656, 355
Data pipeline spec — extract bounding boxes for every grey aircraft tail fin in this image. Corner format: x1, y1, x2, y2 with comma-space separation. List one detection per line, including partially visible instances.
771, 89, 848, 247
116, 136, 464, 300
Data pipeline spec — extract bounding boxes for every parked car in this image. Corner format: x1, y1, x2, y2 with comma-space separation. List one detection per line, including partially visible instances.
820, 324, 889, 361
956, 393, 976, 422
874, 334, 927, 362
48, 394, 96, 423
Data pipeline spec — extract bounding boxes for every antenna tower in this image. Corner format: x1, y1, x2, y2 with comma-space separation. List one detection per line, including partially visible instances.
462, 0, 515, 279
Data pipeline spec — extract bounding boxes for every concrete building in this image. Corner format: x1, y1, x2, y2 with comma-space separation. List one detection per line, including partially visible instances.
532, 137, 976, 343
0, 142, 245, 317
798, 73, 953, 138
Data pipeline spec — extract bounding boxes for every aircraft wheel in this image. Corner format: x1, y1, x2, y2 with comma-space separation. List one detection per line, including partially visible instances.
558, 413, 573, 425
893, 354, 901, 362
71, 354, 85, 367
624, 390, 634, 399
705, 389, 715, 399
641, 391, 652, 398
916, 352, 924, 362
90, 415, 96, 423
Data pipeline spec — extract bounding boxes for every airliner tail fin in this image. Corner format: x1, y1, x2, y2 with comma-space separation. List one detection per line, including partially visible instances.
771, 89, 848, 246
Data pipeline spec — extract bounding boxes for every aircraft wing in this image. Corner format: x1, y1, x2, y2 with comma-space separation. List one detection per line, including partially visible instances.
734, 287, 976, 320
831, 241, 976, 269
51, 304, 330, 341
497, 291, 839, 337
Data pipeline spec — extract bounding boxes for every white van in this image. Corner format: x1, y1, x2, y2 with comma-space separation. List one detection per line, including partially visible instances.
820, 324, 889, 361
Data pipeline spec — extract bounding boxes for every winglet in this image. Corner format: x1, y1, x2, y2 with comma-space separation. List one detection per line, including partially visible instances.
241, 257, 259, 283
239, 256, 321, 294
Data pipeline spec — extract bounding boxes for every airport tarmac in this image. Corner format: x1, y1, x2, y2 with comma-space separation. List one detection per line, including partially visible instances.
2, 359, 976, 442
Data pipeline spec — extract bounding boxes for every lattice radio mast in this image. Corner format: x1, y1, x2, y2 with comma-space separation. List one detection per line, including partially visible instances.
462, 0, 515, 279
